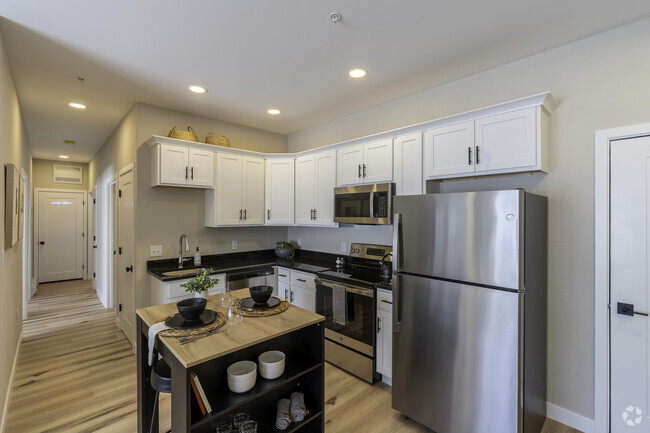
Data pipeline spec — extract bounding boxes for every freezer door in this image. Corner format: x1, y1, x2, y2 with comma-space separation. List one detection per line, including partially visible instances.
392, 274, 522, 433
393, 190, 524, 290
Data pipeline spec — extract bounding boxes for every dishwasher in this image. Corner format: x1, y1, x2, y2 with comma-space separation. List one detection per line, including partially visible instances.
227, 267, 276, 291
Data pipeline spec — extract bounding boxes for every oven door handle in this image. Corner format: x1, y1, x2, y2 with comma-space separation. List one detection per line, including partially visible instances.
315, 278, 374, 298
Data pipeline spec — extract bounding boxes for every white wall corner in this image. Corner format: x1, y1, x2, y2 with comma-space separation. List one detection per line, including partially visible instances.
0, 331, 22, 433
547, 402, 594, 433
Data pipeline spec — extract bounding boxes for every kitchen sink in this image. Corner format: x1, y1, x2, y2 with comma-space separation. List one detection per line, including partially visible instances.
161, 267, 209, 277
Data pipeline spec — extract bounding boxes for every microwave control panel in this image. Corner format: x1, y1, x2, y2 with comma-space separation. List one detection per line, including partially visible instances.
373, 192, 388, 218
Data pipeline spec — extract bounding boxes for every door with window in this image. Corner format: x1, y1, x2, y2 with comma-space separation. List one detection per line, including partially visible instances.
37, 190, 85, 283
610, 135, 650, 432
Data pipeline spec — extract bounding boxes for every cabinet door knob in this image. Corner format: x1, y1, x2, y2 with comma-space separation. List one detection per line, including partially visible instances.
125, 265, 133, 272
39, 241, 45, 245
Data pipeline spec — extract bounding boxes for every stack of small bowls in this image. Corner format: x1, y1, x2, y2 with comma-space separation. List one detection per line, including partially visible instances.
226, 360, 257, 393
258, 351, 285, 379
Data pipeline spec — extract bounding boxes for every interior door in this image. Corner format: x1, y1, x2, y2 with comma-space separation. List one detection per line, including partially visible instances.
610, 136, 650, 432
37, 190, 85, 283
118, 166, 135, 347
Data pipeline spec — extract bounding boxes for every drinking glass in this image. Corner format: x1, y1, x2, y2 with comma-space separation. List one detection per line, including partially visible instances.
226, 303, 243, 325
232, 412, 249, 429
219, 289, 233, 308
215, 420, 232, 433
239, 420, 257, 433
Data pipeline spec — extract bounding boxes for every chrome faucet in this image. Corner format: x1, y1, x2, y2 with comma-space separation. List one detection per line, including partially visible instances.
178, 234, 190, 268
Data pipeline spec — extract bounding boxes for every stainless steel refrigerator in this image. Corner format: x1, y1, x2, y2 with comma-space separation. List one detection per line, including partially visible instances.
392, 189, 547, 433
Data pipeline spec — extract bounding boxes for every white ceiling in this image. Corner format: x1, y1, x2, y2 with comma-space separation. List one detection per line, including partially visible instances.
2, 0, 650, 162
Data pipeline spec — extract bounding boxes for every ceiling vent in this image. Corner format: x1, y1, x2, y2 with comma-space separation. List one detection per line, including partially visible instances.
53, 164, 83, 184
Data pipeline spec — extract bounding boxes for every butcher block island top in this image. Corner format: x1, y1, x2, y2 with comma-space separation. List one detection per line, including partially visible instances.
136, 288, 324, 368
136, 288, 325, 433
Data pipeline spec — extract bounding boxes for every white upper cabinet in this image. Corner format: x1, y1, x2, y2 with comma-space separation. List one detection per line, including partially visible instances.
337, 139, 393, 186
265, 158, 295, 225
393, 132, 423, 195
296, 150, 337, 226
424, 106, 550, 180
151, 143, 214, 188
474, 107, 537, 173
205, 153, 264, 226
424, 121, 475, 178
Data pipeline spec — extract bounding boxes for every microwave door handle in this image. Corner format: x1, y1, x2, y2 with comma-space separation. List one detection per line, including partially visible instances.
369, 192, 374, 219
393, 212, 402, 332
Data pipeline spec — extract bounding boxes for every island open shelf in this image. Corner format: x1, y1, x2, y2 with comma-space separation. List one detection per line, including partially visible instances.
136, 289, 325, 433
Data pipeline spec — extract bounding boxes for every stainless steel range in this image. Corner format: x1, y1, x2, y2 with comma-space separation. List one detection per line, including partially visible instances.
315, 243, 392, 383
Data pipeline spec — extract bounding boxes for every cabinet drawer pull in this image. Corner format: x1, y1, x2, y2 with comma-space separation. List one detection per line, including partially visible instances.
468, 147, 472, 165
297, 278, 307, 283
380, 299, 393, 305
284, 289, 288, 299
290, 291, 294, 302
279, 274, 287, 278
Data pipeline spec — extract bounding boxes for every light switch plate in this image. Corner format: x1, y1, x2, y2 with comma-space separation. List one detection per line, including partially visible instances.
150, 245, 163, 257
340, 242, 346, 252
232, 240, 238, 250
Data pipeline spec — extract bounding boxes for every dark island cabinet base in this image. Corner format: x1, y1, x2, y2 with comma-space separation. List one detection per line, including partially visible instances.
138, 318, 324, 433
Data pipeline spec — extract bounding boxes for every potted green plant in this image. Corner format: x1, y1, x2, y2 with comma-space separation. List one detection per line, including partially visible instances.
275, 241, 295, 259
181, 269, 220, 299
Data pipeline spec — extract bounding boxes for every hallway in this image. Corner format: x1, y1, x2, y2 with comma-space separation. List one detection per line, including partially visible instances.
5, 280, 171, 432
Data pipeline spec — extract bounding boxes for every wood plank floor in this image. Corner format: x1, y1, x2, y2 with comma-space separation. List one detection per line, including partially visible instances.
6, 280, 582, 433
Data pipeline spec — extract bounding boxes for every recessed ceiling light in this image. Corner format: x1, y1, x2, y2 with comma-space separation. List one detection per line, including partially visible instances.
69, 102, 86, 109
58, 154, 70, 159
267, 108, 281, 115
63, 139, 76, 145
189, 85, 207, 94
348, 69, 367, 78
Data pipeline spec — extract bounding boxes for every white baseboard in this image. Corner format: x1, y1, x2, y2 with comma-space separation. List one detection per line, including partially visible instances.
547, 402, 594, 433
0, 331, 22, 433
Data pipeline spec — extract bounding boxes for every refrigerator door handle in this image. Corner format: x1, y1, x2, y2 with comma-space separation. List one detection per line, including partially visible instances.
393, 213, 402, 332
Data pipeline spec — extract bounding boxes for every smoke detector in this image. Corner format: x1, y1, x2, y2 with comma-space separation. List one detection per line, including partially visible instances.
329, 12, 342, 23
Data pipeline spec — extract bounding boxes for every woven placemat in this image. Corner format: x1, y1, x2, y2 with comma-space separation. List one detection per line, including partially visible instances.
159, 311, 226, 337
235, 298, 290, 317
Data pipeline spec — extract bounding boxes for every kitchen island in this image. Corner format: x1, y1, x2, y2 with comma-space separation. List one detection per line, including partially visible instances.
136, 289, 324, 433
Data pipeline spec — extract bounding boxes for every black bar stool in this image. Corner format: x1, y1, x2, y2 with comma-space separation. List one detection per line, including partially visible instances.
150, 356, 172, 433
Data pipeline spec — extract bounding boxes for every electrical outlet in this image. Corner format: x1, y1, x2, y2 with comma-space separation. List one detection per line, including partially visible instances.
296, 238, 302, 248
341, 242, 347, 252
150, 245, 163, 257
232, 240, 238, 250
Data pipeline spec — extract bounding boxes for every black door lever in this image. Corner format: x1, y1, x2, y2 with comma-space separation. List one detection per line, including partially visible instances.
617, 302, 649, 317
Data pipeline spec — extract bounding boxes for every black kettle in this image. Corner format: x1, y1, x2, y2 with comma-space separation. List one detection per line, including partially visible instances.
379, 253, 393, 278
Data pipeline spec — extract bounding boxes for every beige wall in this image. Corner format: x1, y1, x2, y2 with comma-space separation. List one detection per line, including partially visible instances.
287, 17, 650, 419
32, 159, 88, 190
0, 31, 31, 431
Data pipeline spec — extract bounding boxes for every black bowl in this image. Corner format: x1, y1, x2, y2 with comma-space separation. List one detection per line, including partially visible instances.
249, 285, 273, 305
176, 297, 207, 321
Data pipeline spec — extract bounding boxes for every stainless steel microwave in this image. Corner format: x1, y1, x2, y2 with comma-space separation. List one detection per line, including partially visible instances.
333, 183, 394, 225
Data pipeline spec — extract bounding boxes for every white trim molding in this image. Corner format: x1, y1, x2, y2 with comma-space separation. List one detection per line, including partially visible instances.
1, 331, 22, 433
548, 403, 594, 433
594, 122, 650, 433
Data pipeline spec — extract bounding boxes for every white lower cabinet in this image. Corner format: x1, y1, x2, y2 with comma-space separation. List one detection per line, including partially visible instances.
376, 289, 393, 384
275, 267, 316, 312
150, 273, 226, 306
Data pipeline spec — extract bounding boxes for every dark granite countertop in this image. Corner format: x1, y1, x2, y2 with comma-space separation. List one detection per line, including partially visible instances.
147, 249, 339, 282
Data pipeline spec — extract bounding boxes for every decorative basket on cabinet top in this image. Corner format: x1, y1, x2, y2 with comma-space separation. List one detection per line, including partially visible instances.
205, 133, 231, 147
168, 126, 198, 142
